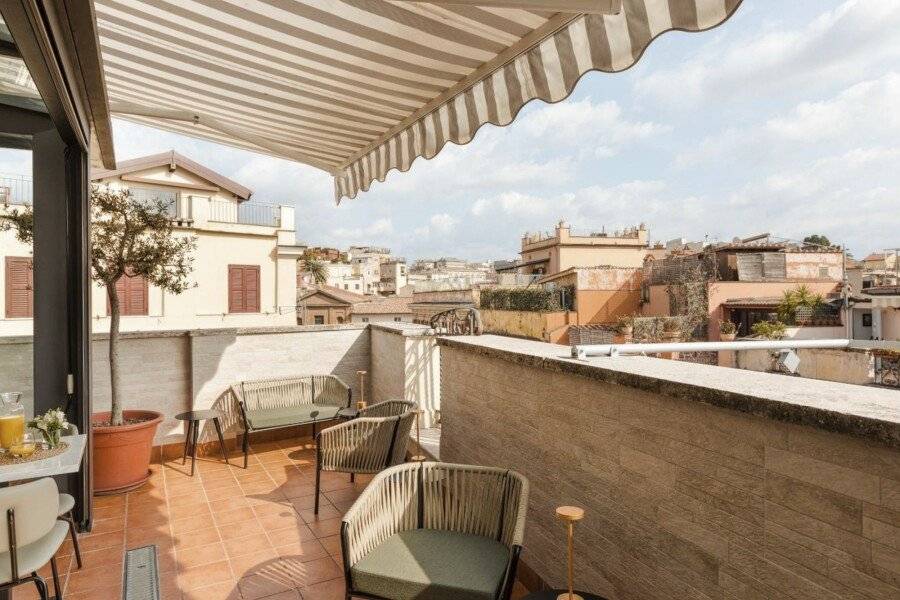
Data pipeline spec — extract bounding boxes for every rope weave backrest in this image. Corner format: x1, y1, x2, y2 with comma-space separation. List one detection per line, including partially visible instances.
311, 375, 349, 407
240, 376, 314, 411
388, 411, 416, 466
359, 400, 416, 418
319, 417, 397, 473
343, 462, 420, 565
421, 463, 515, 542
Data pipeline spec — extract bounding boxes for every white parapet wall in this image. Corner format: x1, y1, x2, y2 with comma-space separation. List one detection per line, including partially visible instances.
369, 322, 441, 427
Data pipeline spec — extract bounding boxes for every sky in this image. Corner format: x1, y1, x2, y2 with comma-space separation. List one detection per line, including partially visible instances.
2, 0, 899, 262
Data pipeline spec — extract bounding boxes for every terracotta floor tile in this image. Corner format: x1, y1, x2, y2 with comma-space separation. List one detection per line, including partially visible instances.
66, 564, 122, 594
177, 559, 233, 590
90, 516, 126, 534
252, 502, 296, 518
92, 503, 126, 520
223, 533, 273, 559
181, 580, 243, 600
305, 518, 341, 540
228, 549, 278, 579
173, 527, 222, 550
64, 583, 123, 600
93, 494, 126, 508
317, 535, 341, 558
127, 508, 171, 529
267, 524, 316, 546
257, 511, 305, 532
78, 545, 125, 569
172, 513, 216, 535
176, 541, 228, 571
126, 524, 172, 547
297, 505, 340, 524
205, 485, 244, 501
238, 573, 293, 600
169, 500, 212, 521
218, 518, 264, 541
288, 494, 331, 512
214, 506, 257, 526
209, 497, 249, 514
272, 539, 329, 563
79, 530, 125, 552
299, 576, 346, 600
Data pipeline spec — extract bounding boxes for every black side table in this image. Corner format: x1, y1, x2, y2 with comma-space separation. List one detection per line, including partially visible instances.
175, 409, 229, 476
522, 592, 609, 600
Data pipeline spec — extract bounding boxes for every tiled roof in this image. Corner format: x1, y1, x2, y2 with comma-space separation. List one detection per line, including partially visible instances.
353, 296, 414, 315
863, 253, 887, 261
298, 285, 369, 305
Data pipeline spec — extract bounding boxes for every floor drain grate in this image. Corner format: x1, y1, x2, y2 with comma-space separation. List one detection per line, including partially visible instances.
123, 544, 160, 600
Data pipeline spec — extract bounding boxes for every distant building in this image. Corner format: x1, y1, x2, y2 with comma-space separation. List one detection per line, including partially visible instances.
642, 238, 845, 342
513, 220, 649, 277
0, 151, 301, 335
851, 286, 900, 341
378, 259, 407, 295
296, 285, 367, 325
351, 296, 414, 324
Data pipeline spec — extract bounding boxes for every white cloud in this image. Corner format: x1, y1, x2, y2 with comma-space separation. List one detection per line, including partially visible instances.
635, 0, 900, 107
331, 218, 394, 242
414, 213, 460, 238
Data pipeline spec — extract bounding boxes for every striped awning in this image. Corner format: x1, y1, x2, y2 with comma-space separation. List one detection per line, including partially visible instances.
93, 0, 742, 202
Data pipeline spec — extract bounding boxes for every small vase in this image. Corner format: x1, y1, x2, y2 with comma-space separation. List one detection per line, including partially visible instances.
41, 429, 61, 449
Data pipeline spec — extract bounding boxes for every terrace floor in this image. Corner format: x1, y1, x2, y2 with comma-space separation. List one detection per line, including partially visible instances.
14, 437, 528, 600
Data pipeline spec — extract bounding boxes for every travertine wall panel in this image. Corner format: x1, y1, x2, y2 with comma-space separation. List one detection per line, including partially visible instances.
440, 345, 900, 600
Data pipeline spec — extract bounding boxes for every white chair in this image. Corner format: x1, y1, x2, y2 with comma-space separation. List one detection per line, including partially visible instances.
0, 478, 68, 599
57, 424, 82, 569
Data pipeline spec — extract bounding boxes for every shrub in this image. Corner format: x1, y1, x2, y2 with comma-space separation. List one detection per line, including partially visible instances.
719, 320, 738, 335
750, 320, 787, 340
479, 286, 573, 312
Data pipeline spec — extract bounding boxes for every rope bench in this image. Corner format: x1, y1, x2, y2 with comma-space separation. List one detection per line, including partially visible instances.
233, 374, 351, 468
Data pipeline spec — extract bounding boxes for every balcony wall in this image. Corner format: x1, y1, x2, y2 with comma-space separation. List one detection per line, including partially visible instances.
369, 323, 440, 427
439, 334, 900, 600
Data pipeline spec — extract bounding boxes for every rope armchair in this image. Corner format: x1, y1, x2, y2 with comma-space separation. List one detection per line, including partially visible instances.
341, 462, 529, 600
358, 399, 415, 418
314, 407, 416, 514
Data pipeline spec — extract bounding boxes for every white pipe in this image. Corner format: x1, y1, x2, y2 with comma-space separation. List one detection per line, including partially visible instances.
572, 338, 851, 359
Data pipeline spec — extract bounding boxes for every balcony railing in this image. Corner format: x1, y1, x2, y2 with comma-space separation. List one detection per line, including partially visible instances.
0, 174, 33, 205
208, 199, 281, 227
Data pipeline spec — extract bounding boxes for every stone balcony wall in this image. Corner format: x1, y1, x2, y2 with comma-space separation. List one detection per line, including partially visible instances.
439, 335, 900, 600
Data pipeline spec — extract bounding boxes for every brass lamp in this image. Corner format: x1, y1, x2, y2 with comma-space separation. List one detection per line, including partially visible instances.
356, 370, 367, 410
410, 408, 426, 462
556, 505, 585, 600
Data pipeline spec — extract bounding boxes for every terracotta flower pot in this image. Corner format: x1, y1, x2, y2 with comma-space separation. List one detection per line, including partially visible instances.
720, 333, 737, 341
92, 410, 163, 495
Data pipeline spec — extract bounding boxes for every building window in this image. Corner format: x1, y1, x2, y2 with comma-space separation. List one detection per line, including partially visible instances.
110, 273, 149, 316
863, 313, 873, 327
5, 257, 33, 318
337, 316, 344, 324
355, 284, 360, 290
314, 315, 325, 325
361, 317, 369, 323
819, 266, 829, 278
344, 284, 349, 289
394, 317, 402, 322
228, 265, 260, 313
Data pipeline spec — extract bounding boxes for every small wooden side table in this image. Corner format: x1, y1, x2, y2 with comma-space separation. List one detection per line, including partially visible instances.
175, 409, 229, 476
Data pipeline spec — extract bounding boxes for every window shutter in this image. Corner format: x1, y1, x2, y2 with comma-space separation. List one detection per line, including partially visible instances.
110, 274, 149, 316
5, 257, 33, 318
228, 265, 260, 313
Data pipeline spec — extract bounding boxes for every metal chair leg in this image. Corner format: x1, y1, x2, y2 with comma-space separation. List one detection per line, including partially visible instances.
243, 430, 250, 469
212, 417, 229, 465
314, 465, 321, 515
350, 472, 355, 483
66, 512, 82, 569
190, 418, 199, 477
50, 555, 63, 600
181, 419, 193, 465
32, 573, 49, 600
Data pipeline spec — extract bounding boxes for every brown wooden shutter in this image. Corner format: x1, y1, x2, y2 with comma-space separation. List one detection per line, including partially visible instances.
5, 257, 33, 318
110, 274, 149, 316
228, 265, 260, 313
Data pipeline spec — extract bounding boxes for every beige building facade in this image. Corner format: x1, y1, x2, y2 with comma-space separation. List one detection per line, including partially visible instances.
0, 152, 301, 335
517, 221, 648, 276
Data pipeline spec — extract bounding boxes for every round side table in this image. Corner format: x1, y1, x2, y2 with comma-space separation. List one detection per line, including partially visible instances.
521, 592, 609, 600
175, 409, 229, 476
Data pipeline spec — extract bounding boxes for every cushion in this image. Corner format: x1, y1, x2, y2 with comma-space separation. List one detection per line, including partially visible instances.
245, 405, 340, 430
58, 492, 75, 516
351, 529, 510, 600
0, 521, 68, 582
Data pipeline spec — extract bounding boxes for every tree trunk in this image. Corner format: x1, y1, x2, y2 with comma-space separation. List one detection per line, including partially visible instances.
107, 283, 124, 426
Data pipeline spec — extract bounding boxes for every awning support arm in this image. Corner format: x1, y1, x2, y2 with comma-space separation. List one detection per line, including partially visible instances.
109, 102, 338, 174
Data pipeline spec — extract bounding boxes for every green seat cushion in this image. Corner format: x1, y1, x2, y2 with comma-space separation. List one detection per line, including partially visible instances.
351, 529, 510, 600
245, 405, 340, 430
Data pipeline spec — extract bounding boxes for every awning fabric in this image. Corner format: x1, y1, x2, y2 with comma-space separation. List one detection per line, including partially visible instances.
93, 0, 742, 202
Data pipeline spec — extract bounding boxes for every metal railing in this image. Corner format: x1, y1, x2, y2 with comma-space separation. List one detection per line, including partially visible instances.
572, 338, 851, 359
0, 174, 32, 205
208, 200, 281, 227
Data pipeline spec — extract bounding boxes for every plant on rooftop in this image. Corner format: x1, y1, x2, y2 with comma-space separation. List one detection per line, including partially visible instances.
719, 320, 738, 335
300, 252, 328, 286
803, 234, 831, 248
750, 320, 787, 340
479, 286, 574, 312
3, 186, 196, 425
665, 263, 709, 340
777, 285, 825, 325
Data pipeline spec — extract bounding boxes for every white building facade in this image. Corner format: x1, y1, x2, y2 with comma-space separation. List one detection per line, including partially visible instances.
0, 151, 301, 335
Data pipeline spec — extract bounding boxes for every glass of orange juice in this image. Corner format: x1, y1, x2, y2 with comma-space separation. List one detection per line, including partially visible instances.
0, 414, 24, 450
8, 432, 36, 458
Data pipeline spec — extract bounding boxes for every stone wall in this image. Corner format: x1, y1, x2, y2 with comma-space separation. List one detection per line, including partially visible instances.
0, 325, 370, 446
439, 336, 900, 600
735, 347, 873, 386
369, 323, 440, 427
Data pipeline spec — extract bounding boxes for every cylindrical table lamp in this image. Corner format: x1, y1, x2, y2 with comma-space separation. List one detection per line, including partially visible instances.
356, 370, 367, 410
556, 505, 585, 600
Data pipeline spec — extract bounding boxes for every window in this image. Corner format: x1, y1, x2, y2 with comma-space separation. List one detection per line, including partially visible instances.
361, 317, 369, 323
863, 313, 873, 327
394, 317, 402, 322
5, 257, 33, 318
130, 187, 179, 218
337, 316, 344, 324
355, 284, 360, 290
228, 265, 260, 313
314, 315, 325, 325
110, 273, 149, 316
819, 266, 829, 278
344, 284, 349, 290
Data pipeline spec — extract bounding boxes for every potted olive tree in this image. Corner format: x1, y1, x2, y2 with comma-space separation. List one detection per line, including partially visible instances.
719, 320, 738, 341
3, 186, 195, 493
